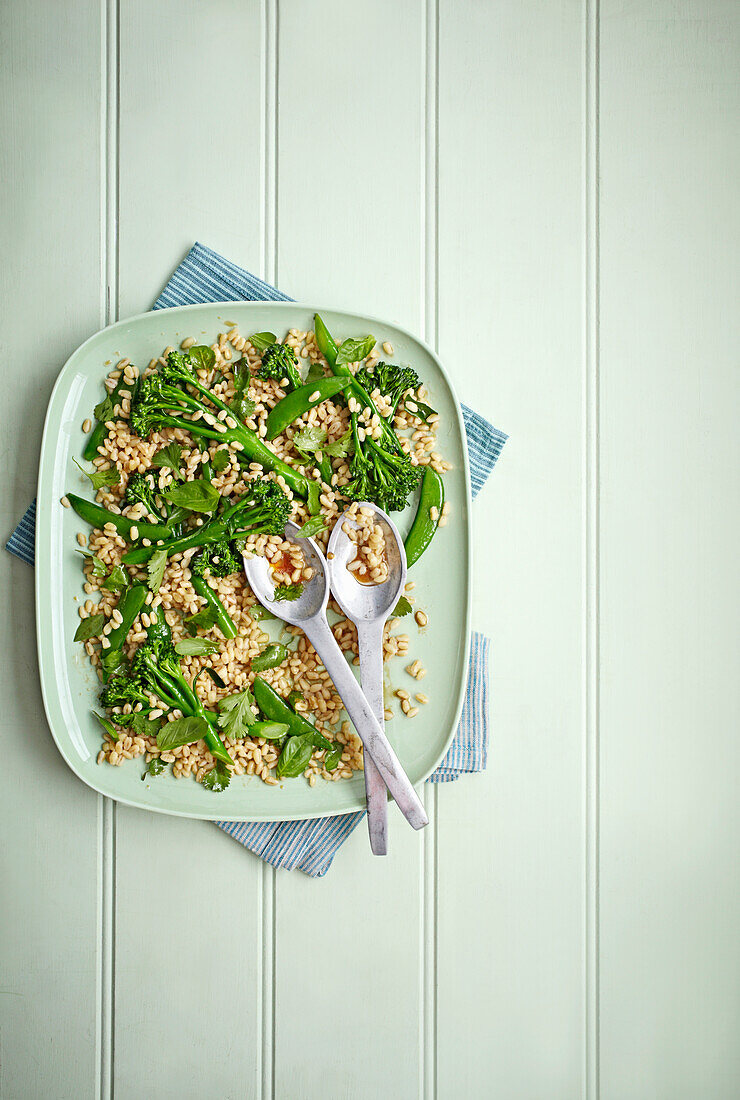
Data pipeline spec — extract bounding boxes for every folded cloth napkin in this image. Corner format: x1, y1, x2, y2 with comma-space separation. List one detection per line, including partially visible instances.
6, 242, 507, 875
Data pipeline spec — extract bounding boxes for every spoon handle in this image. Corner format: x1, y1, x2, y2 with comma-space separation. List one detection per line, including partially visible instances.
357, 620, 389, 855
301, 616, 428, 831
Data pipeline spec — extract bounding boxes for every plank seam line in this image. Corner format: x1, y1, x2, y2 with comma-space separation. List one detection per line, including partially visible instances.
260, 4, 278, 1098
98, 1, 119, 1097
584, 0, 600, 1096
422, 0, 439, 1097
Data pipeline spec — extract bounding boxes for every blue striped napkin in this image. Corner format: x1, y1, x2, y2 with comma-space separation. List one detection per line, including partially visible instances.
6, 242, 506, 875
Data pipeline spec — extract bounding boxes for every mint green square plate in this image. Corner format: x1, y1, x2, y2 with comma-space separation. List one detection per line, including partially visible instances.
36, 303, 471, 821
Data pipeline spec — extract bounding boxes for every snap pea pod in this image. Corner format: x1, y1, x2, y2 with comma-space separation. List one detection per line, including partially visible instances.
252, 676, 333, 750
314, 313, 339, 368
403, 466, 444, 567
190, 574, 237, 640
105, 584, 148, 652
249, 720, 290, 741
82, 376, 130, 462
265, 377, 348, 441
67, 493, 170, 542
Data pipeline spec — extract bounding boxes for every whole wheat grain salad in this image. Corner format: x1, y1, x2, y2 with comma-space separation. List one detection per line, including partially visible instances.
64, 316, 451, 793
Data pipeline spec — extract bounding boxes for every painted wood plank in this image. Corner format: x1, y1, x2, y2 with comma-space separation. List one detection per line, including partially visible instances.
113, 4, 266, 1097
598, 4, 740, 1097
0, 3, 104, 1098
435, 2, 587, 1096
272, 3, 428, 1098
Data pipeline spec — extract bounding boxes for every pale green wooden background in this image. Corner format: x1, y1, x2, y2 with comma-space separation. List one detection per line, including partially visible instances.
1, 1, 738, 1097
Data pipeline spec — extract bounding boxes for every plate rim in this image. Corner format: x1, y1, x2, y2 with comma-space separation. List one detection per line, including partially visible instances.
36, 300, 473, 821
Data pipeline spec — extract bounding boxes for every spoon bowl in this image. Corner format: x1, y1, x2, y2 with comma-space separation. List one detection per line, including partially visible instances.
327, 505, 408, 623
243, 521, 329, 624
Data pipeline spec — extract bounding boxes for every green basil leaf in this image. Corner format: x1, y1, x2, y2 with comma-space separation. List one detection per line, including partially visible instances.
102, 564, 129, 592
93, 710, 119, 741
201, 759, 231, 792
250, 720, 290, 741
403, 397, 437, 423
73, 457, 121, 492
276, 734, 314, 779
324, 744, 342, 772
163, 479, 221, 514
151, 442, 183, 476
74, 613, 104, 642
249, 604, 277, 622
295, 515, 327, 539
76, 548, 107, 577
249, 331, 277, 352
205, 667, 226, 689
292, 426, 326, 454
184, 606, 220, 635
335, 335, 375, 367
323, 428, 353, 458
146, 547, 167, 593
142, 757, 166, 779
231, 393, 256, 420
101, 647, 126, 678
211, 449, 230, 474
393, 596, 413, 617
157, 715, 210, 751
174, 638, 220, 657
94, 394, 114, 422
188, 345, 216, 371
217, 689, 257, 739
252, 643, 288, 671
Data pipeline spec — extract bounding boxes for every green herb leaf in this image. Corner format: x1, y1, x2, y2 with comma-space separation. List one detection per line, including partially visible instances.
231, 392, 256, 420
335, 335, 375, 366
404, 397, 437, 423
76, 549, 107, 577
174, 638, 220, 657
142, 757, 166, 779
188, 345, 216, 371
295, 515, 327, 539
322, 428, 353, 458
163, 479, 220, 514
393, 596, 413, 617
184, 606, 220, 635
249, 331, 277, 352
74, 613, 104, 642
324, 744, 342, 772
250, 720, 290, 741
287, 690, 303, 706
101, 647, 126, 678
252, 642, 289, 671
94, 394, 114, 422
157, 715, 210, 751
276, 734, 314, 779
292, 426, 326, 454
129, 712, 163, 738
102, 564, 129, 592
217, 689, 257, 739
305, 359, 326, 384
205, 667, 226, 689
93, 710, 119, 741
151, 442, 183, 477
146, 547, 167, 593
211, 449, 230, 474
249, 604, 277, 622
201, 759, 231, 792
73, 458, 120, 492
273, 583, 303, 602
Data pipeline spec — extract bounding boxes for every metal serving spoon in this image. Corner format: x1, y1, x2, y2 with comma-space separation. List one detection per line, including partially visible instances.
242, 524, 428, 833
326, 503, 408, 855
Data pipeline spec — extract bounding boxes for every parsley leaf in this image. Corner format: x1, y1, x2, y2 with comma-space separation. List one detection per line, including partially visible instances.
142, 757, 166, 779
151, 442, 183, 478
305, 359, 326, 384
393, 596, 413, 617
217, 688, 257, 739
335, 335, 375, 367
184, 607, 220, 636
146, 547, 167, 593
157, 715, 210, 750
73, 458, 120, 492
211, 449, 230, 474
102, 564, 129, 592
273, 583, 303, 602
323, 428, 353, 458
201, 760, 232, 792
93, 394, 114, 422
163, 479, 220, 513
293, 426, 326, 454
174, 638, 220, 657
74, 613, 104, 642
187, 345, 216, 371
130, 713, 163, 738
249, 331, 276, 352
